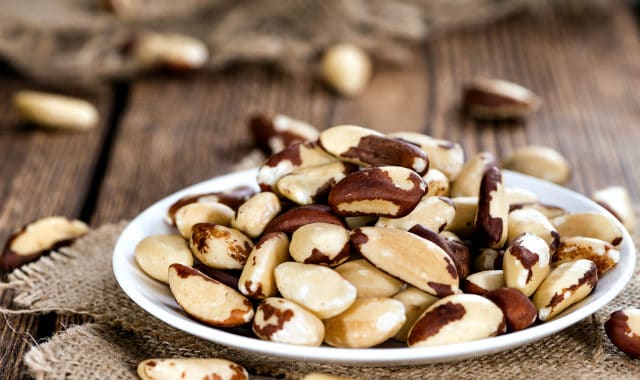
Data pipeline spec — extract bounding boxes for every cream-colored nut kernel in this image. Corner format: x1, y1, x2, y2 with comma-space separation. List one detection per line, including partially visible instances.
484, 288, 537, 332
503, 232, 551, 297
510, 202, 568, 219
133, 32, 208, 70
329, 166, 427, 217
502, 145, 570, 184
409, 225, 470, 279
232, 192, 281, 238
320, 44, 372, 97
274, 262, 356, 319
1, 216, 89, 271
553, 236, 619, 276
13, 90, 98, 131
552, 212, 623, 246
249, 113, 320, 154
445, 197, 478, 238
290, 223, 350, 266
390, 132, 465, 181
351, 227, 459, 297
335, 259, 405, 299
593, 186, 636, 233
392, 287, 439, 341
344, 215, 377, 229
533, 259, 598, 321
507, 208, 558, 249
189, 223, 253, 269
605, 308, 640, 358
463, 77, 541, 120
408, 294, 505, 347
138, 358, 248, 380
252, 297, 325, 346
174, 202, 234, 238
475, 165, 509, 249
166, 186, 257, 225
473, 248, 504, 272
505, 187, 539, 205
303, 374, 360, 380
376, 196, 455, 232
423, 168, 450, 197
324, 298, 406, 348
277, 162, 354, 205
257, 141, 338, 192
134, 234, 193, 283
450, 152, 496, 197
238, 232, 290, 299
168, 264, 254, 327
460, 270, 505, 295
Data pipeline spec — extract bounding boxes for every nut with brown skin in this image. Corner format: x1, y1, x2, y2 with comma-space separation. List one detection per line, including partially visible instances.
137, 358, 248, 380
166, 186, 257, 225
231, 192, 281, 238
263, 204, 345, 235
389, 132, 465, 181
277, 162, 356, 205
532, 259, 598, 321
319, 125, 429, 174
252, 297, 325, 346
132, 32, 208, 71
351, 226, 459, 297
13, 91, 99, 132
553, 236, 619, 276
605, 308, 640, 358
335, 259, 405, 299
249, 113, 320, 155
475, 165, 509, 249
502, 145, 570, 185
407, 293, 505, 347
174, 201, 234, 238
168, 264, 254, 327
460, 270, 505, 295
504, 187, 539, 205
238, 232, 290, 299
328, 166, 427, 217
484, 288, 537, 332
323, 298, 406, 348
320, 44, 372, 97
409, 224, 470, 279
303, 374, 361, 380
445, 196, 479, 238
290, 223, 350, 267
423, 168, 450, 197
472, 248, 504, 272
507, 208, 558, 250
503, 232, 551, 297
392, 287, 440, 341
450, 152, 496, 197
552, 212, 623, 247
463, 77, 541, 120
1, 217, 89, 272
376, 196, 456, 233
134, 234, 193, 284
592, 186, 636, 233
189, 223, 254, 270
509, 202, 568, 220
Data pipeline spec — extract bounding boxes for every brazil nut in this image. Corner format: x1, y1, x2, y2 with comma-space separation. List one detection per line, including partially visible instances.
593, 186, 636, 233
376, 196, 455, 232
390, 132, 465, 181
134, 234, 193, 284
392, 287, 439, 341
290, 223, 350, 266
174, 202, 234, 238
502, 145, 570, 184
484, 288, 537, 332
138, 358, 248, 380
249, 113, 319, 154
503, 232, 551, 297
263, 204, 345, 234
475, 165, 509, 249
238, 232, 290, 299
450, 152, 496, 197
507, 208, 559, 250
553, 236, 619, 276
335, 259, 405, 298
552, 212, 623, 246
460, 270, 505, 295
423, 168, 450, 197
252, 297, 325, 346
231, 192, 281, 238
605, 308, 640, 358
277, 162, 356, 205
189, 223, 253, 269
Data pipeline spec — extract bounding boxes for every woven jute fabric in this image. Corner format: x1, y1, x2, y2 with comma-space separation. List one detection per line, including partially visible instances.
1, 211, 639, 380
0, 0, 612, 86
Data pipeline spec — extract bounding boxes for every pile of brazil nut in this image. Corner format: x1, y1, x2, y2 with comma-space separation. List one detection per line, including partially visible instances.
133, 119, 631, 351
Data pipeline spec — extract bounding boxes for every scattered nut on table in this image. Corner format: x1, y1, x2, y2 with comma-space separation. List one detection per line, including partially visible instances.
605, 308, 640, 358
502, 145, 570, 184
463, 77, 541, 120
320, 43, 372, 97
133, 32, 208, 71
137, 358, 248, 380
13, 90, 99, 132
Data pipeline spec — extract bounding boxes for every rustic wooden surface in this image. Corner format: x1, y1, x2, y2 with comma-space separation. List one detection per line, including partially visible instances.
2, 2, 640, 379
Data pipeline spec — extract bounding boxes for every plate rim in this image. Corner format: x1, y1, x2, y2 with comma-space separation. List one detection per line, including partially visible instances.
112, 168, 636, 365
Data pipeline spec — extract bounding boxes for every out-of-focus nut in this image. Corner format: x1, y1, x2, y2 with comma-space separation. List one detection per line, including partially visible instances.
263, 204, 345, 234
484, 288, 537, 332
166, 186, 256, 225
532, 259, 597, 321
475, 165, 509, 249
592, 186, 636, 233
502, 145, 570, 184
553, 236, 619, 276
168, 264, 254, 327
504, 187, 539, 205
351, 227, 459, 297
328, 166, 427, 217
249, 113, 320, 154
376, 196, 455, 232
319, 126, 428, 174
133, 32, 208, 71
320, 44, 372, 97
450, 152, 496, 197
344, 215, 377, 229
323, 298, 406, 348
552, 212, 623, 246
174, 202, 234, 238
137, 358, 248, 380
446, 197, 478, 238
390, 132, 465, 181
277, 162, 356, 205
509, 202, 568, 219
407, 294, 505, 347
392, 287, 439, 341
463, 77, 541, 120
460, 270, 505, 295
335, 259, 404, 298
507, 208, 558, 250
472, 248, 504, 272
231, 192, 281, 238
13, 90, 98, 131
290, 223, 350, 266
423, 168, 450, 197
1, 216, 89, 271
252, 297, 325, 346
134, 234, 193, 283
605, 308, 640, 358
189, 223, 253, 269
193, 264, 240, 290
238, 232, 290, 299
409, 225, 470, 279
303, 374, 360, 380
274, 262, 356, 319
503, 232, 551, 297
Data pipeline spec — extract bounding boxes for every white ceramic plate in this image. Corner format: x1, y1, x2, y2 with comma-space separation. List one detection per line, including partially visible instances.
113, 169, 635, 366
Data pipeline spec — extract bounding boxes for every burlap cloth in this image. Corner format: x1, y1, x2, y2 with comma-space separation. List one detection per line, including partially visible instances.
0, 208, 638, 380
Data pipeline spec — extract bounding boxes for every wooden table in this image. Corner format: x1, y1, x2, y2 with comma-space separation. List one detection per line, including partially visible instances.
2, 3, 639, 379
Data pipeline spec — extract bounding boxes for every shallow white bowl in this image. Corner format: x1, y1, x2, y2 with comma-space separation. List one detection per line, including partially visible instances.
113, 169, 635, 365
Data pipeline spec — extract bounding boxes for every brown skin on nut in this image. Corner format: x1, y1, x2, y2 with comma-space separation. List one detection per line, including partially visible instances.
605, 310, 640, 358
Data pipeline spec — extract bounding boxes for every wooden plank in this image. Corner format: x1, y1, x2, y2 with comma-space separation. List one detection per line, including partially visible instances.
0, 79, 113, 380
